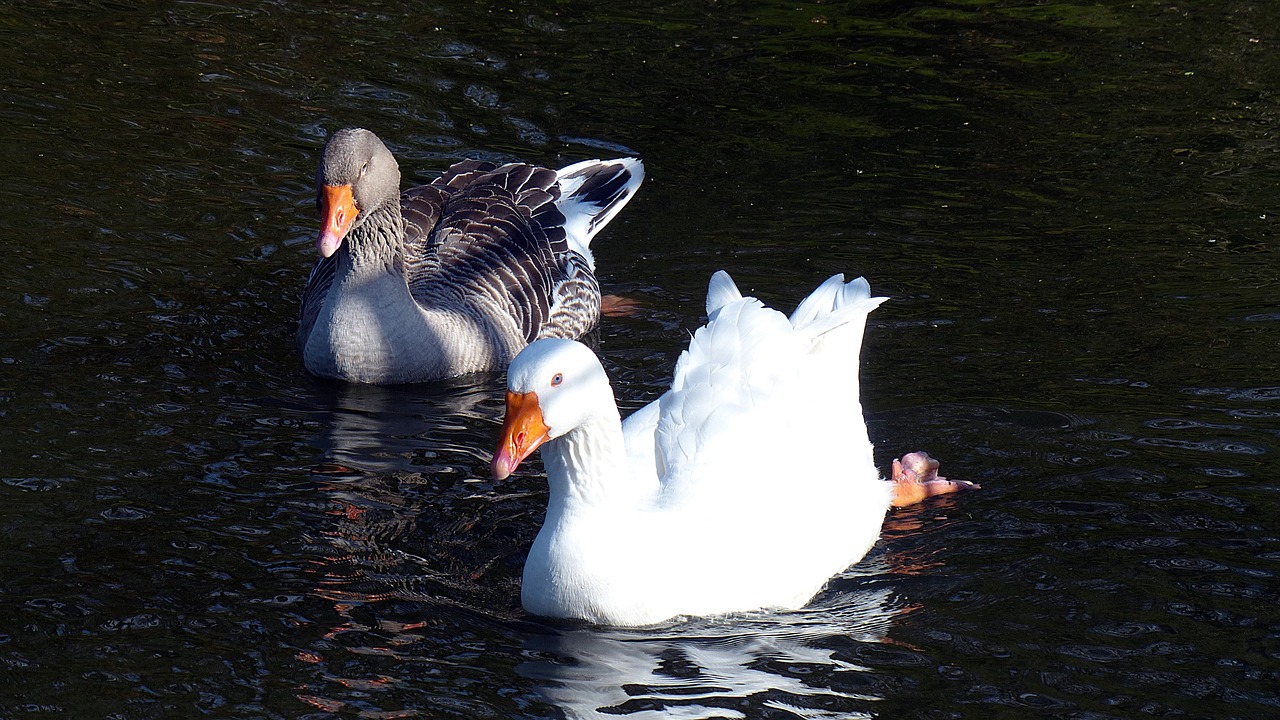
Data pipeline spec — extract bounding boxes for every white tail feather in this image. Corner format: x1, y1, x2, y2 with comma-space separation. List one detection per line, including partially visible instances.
790, 274, 884, 346
556, 157, 645, 264
789, 273, 847, 328
705, 270, 744, 318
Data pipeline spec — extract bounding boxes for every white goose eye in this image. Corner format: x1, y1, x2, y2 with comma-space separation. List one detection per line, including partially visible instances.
551, 372, 564, 387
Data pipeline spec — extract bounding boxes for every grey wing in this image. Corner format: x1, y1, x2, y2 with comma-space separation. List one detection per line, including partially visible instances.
417, 188, 562, 343
432, 159, 499, 192
297, 253, 337, 354
538, 251, 601, 340
401, 184, 449, 298
404, 158, 500, 283
405, 160, 601, 343
474, 162, 604, 339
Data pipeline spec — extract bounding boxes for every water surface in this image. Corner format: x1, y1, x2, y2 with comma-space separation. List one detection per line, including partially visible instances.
1, 1, 1278, 717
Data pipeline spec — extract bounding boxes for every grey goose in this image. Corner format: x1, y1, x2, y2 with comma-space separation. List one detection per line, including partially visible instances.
298, 128, 643, 384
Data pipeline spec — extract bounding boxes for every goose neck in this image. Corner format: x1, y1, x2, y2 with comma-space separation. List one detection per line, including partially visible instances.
542, 404, 630, 510
341, 203, 405, 279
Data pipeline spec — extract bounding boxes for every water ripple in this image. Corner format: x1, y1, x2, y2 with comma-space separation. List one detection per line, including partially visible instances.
1228, 408, 1280, 419
99, 506, 152, 521
1145, 557, 1224, 572
1090, 621, 1165, 638
1143, 417, 1207, 430
1229, 387, 1280, 402
2, 477, 72, 492
1135, 437, 1268, 455
1056, 644, 1134, 663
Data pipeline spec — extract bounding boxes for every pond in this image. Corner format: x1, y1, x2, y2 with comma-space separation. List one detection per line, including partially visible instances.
1, 0, 1278, 717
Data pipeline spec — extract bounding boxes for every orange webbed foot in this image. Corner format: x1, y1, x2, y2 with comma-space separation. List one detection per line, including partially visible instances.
889, 451, 980, 507
600, 294, 644, 318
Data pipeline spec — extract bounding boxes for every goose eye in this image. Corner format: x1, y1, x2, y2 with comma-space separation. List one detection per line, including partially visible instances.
550, 373, 563, 387
359, 162, 369, 177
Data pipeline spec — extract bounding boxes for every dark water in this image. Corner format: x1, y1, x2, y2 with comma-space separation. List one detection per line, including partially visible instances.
2, 0, 1278, 717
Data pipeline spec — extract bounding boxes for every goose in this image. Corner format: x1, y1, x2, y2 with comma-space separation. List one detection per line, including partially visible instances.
491, 270, 977, 626
298, 128, 644, 384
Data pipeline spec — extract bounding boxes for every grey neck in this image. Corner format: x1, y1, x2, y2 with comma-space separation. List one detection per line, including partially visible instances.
340, 202, 405, 281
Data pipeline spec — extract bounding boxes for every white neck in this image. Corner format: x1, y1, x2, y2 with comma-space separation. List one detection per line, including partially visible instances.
541, 399, 632, 512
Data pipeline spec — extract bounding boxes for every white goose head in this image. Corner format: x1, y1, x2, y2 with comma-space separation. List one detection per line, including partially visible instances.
491, 338, 613, 480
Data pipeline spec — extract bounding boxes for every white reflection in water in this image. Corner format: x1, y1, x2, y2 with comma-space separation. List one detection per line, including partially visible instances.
518, 560, 899, 720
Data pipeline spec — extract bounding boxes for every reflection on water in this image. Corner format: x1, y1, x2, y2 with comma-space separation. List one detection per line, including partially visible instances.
520, 582, 897, 720
306, 375, 505, 475
301, 403, 921, 718
305, 482, 910, 719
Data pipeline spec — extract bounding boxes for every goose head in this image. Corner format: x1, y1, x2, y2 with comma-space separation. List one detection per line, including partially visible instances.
492, 338, 613, 480
314, 128, 401, 257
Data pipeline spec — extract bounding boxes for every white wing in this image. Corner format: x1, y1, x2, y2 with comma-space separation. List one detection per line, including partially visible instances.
649, 271, 887, 505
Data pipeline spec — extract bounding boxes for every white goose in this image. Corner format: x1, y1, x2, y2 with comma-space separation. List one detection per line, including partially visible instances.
298, 128, 644, 384
492, 271, 976, 626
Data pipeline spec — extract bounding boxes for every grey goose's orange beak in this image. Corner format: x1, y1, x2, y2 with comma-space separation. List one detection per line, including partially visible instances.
316, 183, 358, 258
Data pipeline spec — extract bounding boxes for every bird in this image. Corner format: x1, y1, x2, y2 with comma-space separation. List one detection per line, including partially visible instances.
297, 127, 644, 384
491, 270, 977, 626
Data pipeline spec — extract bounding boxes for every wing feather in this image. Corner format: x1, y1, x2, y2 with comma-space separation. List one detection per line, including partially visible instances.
404, 160, 608, 344
650, 272, 886, 501
297, 254, 336, 353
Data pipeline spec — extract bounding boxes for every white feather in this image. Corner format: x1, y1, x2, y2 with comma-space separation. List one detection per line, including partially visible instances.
556, 157, 645, 266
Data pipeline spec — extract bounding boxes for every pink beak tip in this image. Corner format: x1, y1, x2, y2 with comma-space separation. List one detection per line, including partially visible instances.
491, 453, 515, 481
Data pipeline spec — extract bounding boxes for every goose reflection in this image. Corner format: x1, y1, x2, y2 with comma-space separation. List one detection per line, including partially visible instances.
518, 558, 903, 720
302, 325, 600, 475
300, 375, 533, 614
305, 375, 503, 476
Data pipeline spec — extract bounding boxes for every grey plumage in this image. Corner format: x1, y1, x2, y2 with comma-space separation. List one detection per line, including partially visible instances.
297, 128, 644, 384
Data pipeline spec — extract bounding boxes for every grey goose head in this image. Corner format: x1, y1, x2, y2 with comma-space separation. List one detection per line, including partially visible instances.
314, 128, 401, 258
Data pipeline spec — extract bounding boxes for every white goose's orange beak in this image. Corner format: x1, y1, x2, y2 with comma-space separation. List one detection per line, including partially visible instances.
316, 183, 358, 258
492, 390, 551, 481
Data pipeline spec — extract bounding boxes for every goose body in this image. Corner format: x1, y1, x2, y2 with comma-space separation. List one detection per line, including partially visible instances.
298, 128, 644, 384
493, 271, 917, 626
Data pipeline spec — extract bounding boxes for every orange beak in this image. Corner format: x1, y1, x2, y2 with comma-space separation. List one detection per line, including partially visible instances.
316, 183, 359, 258
491, 391, 551, 481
